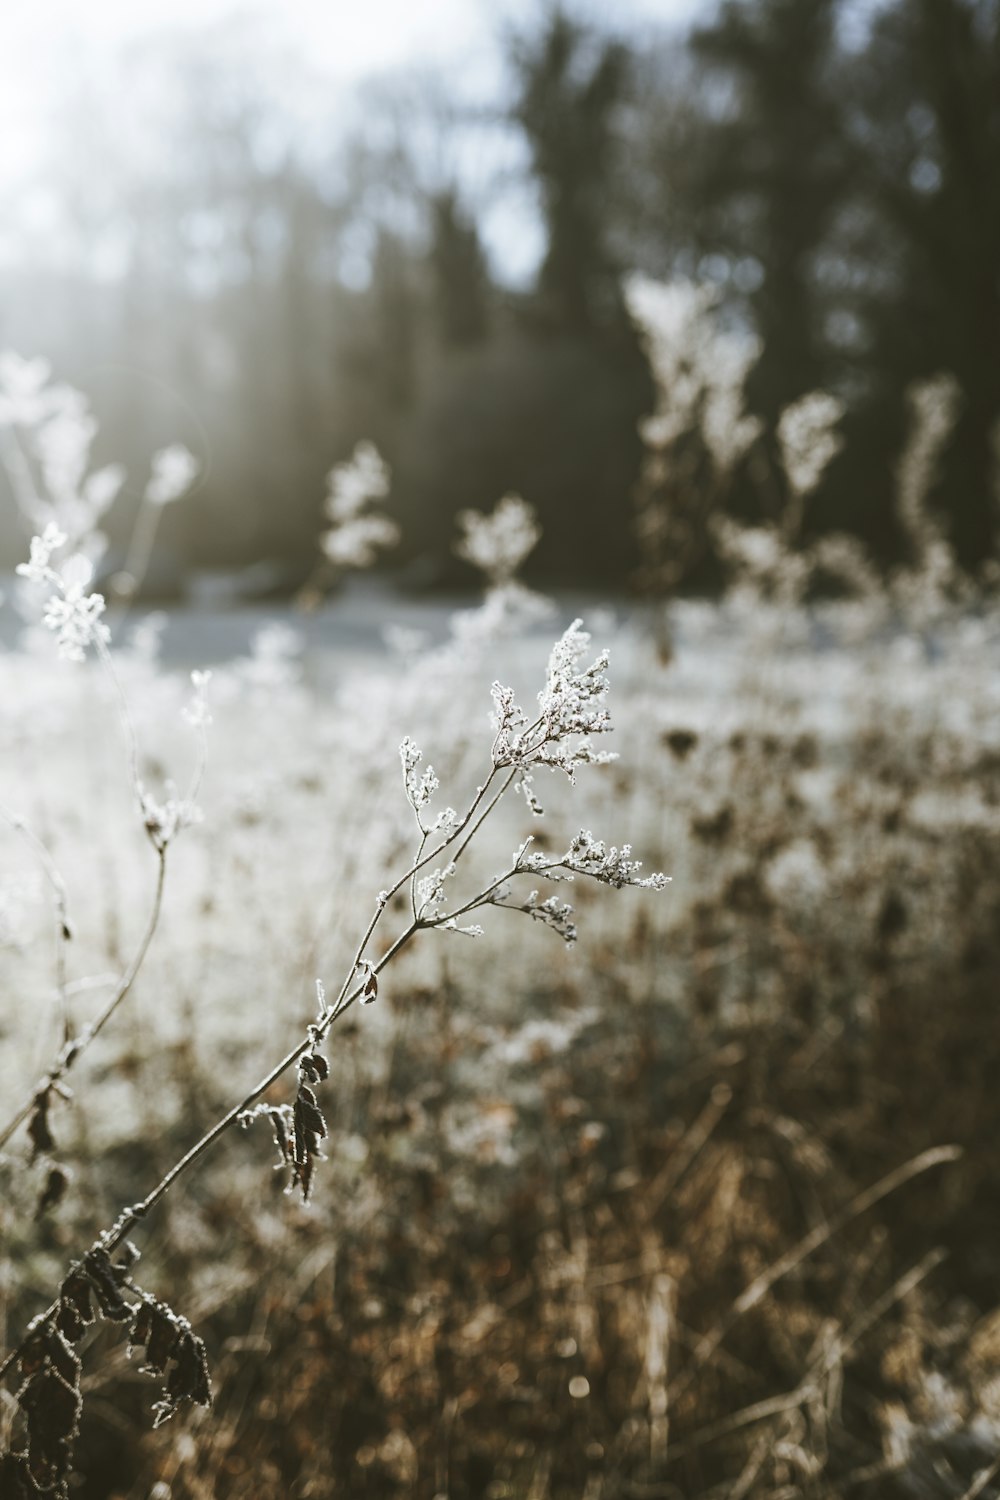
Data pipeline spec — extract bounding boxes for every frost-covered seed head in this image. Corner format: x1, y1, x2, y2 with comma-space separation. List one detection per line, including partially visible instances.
146, 444, 199, 507
454, 495, 541, 584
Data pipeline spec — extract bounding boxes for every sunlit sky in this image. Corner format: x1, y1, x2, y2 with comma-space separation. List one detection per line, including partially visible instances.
2, 0, 704, 72
0, 0, 706, 154
0, 0, 707, 283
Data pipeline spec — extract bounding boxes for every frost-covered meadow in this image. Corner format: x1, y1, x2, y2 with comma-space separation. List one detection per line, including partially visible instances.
3, 329, 1000, 1500
3, 567, 1000, 1497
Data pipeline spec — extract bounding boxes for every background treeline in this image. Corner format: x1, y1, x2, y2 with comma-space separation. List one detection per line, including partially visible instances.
1, 0, 997, 591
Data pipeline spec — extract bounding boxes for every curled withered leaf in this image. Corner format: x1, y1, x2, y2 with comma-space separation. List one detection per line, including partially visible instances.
12, 1318, 83, 1500
125, 1295, 211, 1425
27, 1088, 55, 1159
55, 1269, 94, 1343
266, 1105, 294, 1167
35, 1163, 72, 1221
0, 1450, 35, 1498
19, 1323, 79, 1386
45, 1330, 79, 1391
295, 1151, 317, 1203
25, 1438, 70, 1497
359, 961, 378, 1006
17, 1329, 49, 1380
19, 1366, 81, 1445
294, 1085, 327, 1145
169, 1329, 212, 1408
237, 1101, 299, 1178
289, 1083, 327, 1203
150, 1325, 213, 1428
129, 1296, 182, 1376
299, 1050, 329, 1083
115, 1240, 141, 1272
145, 1305, 182, 1374
82, 1246, 134, 1322
129, 1297, 154, 1351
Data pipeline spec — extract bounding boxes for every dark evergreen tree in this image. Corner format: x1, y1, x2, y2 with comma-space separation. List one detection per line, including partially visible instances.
691, 0, 847, 429
848, 0, 1000, 569
510, 9, 631, 336
370, 229, 418, 414
429, 191, 491, 348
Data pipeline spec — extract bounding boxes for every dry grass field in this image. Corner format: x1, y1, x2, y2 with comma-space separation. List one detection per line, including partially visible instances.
3, 580, 999, 1499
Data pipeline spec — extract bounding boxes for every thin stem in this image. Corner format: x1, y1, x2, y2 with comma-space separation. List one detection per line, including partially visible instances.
0, 752, 518, 1379
0, 799, 73, 1041
101, 919, 420, 1254
0, 425, 43, 539
93, 636, 143, 816
446, 767, 518, 867
115, 496, 163, 616
0, 849, 167, 1152
409, 829, 428, 921
327, 766, 502, 1015
429, 839, 536, 927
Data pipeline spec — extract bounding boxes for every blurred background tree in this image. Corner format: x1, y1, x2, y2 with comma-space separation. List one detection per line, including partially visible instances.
0, 0, 996, 592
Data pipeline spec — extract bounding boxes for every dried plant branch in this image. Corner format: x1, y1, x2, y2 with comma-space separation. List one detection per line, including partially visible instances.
0, 848, 167, 1154
0, 799, 73, 1042
0, 615, 668, 1469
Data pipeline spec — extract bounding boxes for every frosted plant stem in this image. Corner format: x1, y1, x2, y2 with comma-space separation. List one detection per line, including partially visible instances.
0, 798, 72, 1041
327, 764, 504, 1016
94, 635, 143, 815
107, 919, 420, 1250
0, 918, 421, 1389
445, 767, 518, 867
0, 426, 42, 540
0, 848, 167, 1152
409, 830, 429, 921
116, 496, 162, 616
0, 747, 535, 1381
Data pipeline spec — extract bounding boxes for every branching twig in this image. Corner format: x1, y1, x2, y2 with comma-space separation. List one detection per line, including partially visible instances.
0, 849, 167, 1153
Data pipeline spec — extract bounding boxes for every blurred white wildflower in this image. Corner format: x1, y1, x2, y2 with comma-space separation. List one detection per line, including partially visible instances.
382, 623, 430, 659
0, 874, 43, 949
625, 275, 762, 478
140, 785, 203, 853
127, 611, 169, 666
809, 533, 883, 599
183, 669, 213, 730
228, 622, 304, 695
455, 494, 541, 585
145, 443, 199, 506
18, 525, 111, 662
764, 839, 828, 908
891, 372, 968, 627
33, 388, 97, 507
713, 517, 810, 608
16, 522, 68, 584
777, 390, 845, 498
321, 441, 398, 568
897, 373, 960, 542
0, 351, 53, 425
443, 1099, 519, 1168
19, 531, 111, 666
449, 578, 554, 652
0, 355, 127, 580
41, 588, 110, 663
492, 1010, 598, 1067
